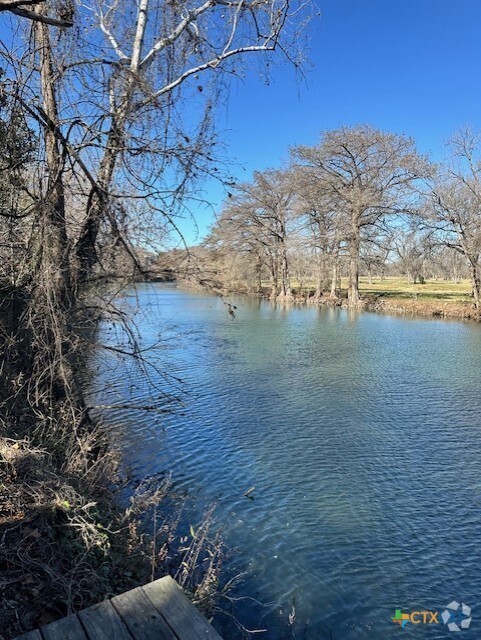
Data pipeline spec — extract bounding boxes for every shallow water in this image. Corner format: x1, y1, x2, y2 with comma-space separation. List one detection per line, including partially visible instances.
93, 284, 481, 639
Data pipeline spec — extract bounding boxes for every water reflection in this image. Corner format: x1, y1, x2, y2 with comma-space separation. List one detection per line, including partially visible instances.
93, 284, 481, 639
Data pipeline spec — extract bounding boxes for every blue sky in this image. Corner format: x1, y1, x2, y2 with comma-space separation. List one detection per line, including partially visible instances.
179, 0, 481, 246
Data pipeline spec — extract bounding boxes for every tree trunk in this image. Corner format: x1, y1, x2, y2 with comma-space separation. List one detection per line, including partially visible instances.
469, 260, 481, 312
255, 256, 263, 293
269, 255, 278, 298
35, 15, 71, 308
315, 263, 324, 299
330, 260, 339, 297
315, 252, 329, 298
74, 124, 119, 287
27, 13, 82, 410
279, 248, 292, 299
75, 2, 149, 287
348, 227, 361, 307
280, 248, 292, 299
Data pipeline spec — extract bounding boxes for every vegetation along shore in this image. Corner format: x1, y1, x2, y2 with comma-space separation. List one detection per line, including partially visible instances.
223, 277, 481, 321
160, 125, 481, 323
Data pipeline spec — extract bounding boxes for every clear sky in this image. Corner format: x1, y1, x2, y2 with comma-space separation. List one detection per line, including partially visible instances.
178, 0, 481, 246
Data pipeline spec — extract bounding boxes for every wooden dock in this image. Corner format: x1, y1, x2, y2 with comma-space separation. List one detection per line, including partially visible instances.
14, 576, 223, 640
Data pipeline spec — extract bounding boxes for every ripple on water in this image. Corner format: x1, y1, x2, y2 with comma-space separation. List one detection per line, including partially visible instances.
91, 285, 481, 639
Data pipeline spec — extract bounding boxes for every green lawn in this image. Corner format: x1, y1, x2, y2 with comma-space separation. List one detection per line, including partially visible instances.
352, 277, 472, 302
285, 277, 473, 303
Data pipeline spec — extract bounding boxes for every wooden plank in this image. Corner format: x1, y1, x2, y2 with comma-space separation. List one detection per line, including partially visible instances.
40, 614, 88, 640
142, 577, 223, 640
111, 586, 177, 640
13, 631, 42, 640
77, 599, 133, 640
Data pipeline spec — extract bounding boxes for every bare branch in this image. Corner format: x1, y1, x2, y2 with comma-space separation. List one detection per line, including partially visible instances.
3, 3, 73, 26
140, 0, 216, 69
135, 44, 275, 111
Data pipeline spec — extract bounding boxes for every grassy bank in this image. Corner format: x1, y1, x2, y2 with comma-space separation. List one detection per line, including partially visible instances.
345, 277, 477, 320
199, 274, 478, 320
353, 276, 471, 300
274, 277, 477, 320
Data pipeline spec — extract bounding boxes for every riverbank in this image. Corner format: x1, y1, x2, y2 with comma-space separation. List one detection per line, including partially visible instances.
0, 431, 139, 637
0, 297, 223, 639
0, 421, 223, 639
346, 277, 478, 320
365, 296, 476, 320
201, 276, 479, 321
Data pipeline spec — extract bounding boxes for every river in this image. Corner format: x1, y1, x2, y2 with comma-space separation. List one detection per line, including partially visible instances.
93, 283, 481, 639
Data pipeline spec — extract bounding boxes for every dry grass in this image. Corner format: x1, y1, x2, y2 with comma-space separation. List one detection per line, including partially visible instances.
0, 436, 113, 635
0, 279, 227, 639
283, 277, 478, 319
353, 276, 473, 302
352, 277, 477, 319
0, 433, 225, 639
287, 276, 472, 302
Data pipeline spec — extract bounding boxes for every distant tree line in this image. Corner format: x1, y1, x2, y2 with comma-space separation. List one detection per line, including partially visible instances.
199, 125, 481, 311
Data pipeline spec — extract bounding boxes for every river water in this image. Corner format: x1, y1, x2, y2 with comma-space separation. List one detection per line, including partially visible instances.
93, 283, 481, 639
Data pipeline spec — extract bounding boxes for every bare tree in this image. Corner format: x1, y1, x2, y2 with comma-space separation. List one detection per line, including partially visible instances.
392, 227, 433, 284
210, 169, 295, 299
426, 246, 467, 283
291, 125, 430, 306
54, 0, 314, 285
429, 129, 481, 311
0, 0, 314, 405
203, 208, 265, 293
288, 163, 344, 299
